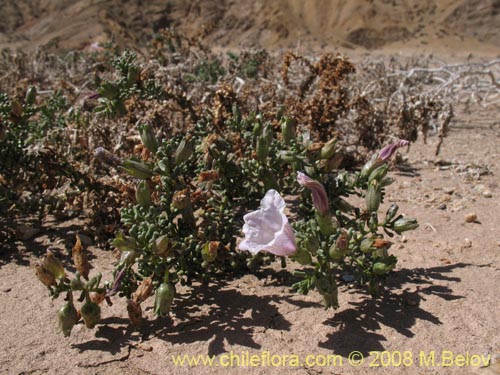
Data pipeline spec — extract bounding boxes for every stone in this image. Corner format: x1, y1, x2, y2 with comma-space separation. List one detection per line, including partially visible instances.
465, 213, 478, 223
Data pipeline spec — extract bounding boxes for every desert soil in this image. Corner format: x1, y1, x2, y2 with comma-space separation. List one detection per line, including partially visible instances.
1, 1, 500, 374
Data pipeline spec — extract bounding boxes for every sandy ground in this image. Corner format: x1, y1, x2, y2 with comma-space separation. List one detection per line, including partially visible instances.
1, 103, 499, 375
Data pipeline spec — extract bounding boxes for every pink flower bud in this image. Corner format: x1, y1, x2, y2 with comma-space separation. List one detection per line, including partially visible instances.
378, 139, 409, 162
297, 172, 329, 216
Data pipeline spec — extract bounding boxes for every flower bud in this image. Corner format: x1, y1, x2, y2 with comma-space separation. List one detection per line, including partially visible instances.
360, 153, 380, 179
202, 241, 219, 263
174, 138, 195, 165
132, 277, 153, 304
256, 135, 270, 163
360, 238, 374, 254
232, 102, 241, 123
392, 217, 419, 234
328, 244, 347, 261
368, 165, 388, 183
57, 301, 79, 337
372, 262, 395, 276
154, 235, 172, 257
378, 139, 409, 162
320, 138, 337, 160
127, 299, 142, 327
366, 180, 382, 213
135, 181, 152, 207
25, 86, 37, 105
121, 160, 154, 179
35, 265, 56, 287
139, 124, 158, 153
317, 212, 338, 236
384, 203, 399, 223
80, 300, 101, 329
281, 117, 296, 144
153, 282, 175, 317
297, 172, 330, 216
252, 121, 262, 137
43, 251, 65, 280
264, 125, 274, 145
380, 176, 395, 187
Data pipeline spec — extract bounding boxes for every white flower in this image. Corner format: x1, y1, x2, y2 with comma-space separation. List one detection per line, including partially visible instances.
239, 190, 297, 256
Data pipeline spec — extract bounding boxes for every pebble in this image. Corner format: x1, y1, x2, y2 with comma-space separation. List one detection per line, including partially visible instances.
443, 187, 455, 195
2, 288, 11, 293
137, 343, 153, 352
438, 203, 447, 210
342, 275, 355, 283
465, 213, 478, 223
464, 238, 472, 248
441, 194, 452, 202
483, 191, 493, 198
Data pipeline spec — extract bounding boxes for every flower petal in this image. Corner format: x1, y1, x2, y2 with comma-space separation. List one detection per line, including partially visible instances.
239, 190, 296, 256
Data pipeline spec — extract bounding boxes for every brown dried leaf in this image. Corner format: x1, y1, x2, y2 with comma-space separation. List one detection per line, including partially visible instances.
132, 277, 153, 304
72, 235, 90, 280
127, 299, 142, 327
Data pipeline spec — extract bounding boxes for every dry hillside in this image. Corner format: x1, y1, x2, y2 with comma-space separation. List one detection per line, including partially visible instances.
1, 0, 500, 54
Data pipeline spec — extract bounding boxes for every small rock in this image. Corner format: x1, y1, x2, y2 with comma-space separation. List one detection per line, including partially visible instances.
464, 238, 472, 248
443, 187, 455, 195
441, 194, 452, 202
342, 275, 355, 283
465, 213, 478, 223
438, 203, 447, 210
483, 191, 493, 198
401, 236, 408, 243
2, 288, 11, 293
137, 343, 153, 352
